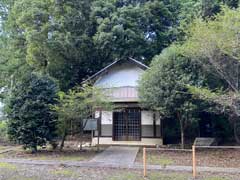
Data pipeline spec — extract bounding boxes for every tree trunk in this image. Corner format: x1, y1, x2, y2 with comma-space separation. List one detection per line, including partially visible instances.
60, 130, 67, 151
31, 145, 37, 154
50, 140, 58, 150
177, 112, 185, 149
180, 123, 185, 149
233, 119, 240, 144
79, 143, 83, 151
79, 130, 84, 151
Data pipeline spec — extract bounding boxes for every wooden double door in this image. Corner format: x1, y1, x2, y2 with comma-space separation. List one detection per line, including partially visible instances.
113, 108, 141, 141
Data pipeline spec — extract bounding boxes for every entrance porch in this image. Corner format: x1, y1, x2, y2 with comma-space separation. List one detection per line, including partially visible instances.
93, 107, 163, 146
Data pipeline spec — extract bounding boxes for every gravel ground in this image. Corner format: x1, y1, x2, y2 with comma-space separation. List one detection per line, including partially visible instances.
0, 163, 239, 180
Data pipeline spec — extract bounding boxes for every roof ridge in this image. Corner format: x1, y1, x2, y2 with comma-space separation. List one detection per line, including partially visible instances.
82, 57, 149, 83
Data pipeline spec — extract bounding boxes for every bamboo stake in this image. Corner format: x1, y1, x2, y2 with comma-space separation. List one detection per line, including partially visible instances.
143, 147, 147, 177
192, 145, 196, 178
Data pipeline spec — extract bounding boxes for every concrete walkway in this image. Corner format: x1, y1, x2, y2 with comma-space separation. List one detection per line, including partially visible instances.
90, 146, 139, 165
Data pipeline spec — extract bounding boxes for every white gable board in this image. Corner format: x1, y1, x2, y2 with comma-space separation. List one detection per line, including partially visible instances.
94, 62, 144, 88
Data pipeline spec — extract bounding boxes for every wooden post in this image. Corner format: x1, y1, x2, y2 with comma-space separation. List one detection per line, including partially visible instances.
192, 145, 196, 178
91, 130, 94, 146
143, 147, 147, 177
97, 110, 102, 152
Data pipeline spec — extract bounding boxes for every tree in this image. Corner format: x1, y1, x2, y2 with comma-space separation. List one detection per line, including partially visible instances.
91, 0, 182, 64
182, 6, 240, 143
0, 0, 37, 89
139, 46, 204, 148
0, 0, 100, 91
201, 0, 239, 18
52, 85, 112, 150
189, 86, 240, 143
6, 74, 58, 152
1, 0, 239, 91
47, 0, 105, 90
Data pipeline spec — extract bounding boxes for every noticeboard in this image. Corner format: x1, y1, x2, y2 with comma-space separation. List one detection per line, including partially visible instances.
83, 118, 98, 131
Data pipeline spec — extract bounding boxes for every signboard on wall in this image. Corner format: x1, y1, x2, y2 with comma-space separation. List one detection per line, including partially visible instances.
83, 118, 98, 131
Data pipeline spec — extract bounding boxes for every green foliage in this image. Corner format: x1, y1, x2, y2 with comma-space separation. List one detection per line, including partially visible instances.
91, 0, 178, 63
47, 0, 101, 90
0, 121, 8, 141
184, 6, 240, 63
162, 117, 181, 144
6, 74, 59, 152
139, 45, 204, 111
181, 6, 240, 143
201, 0, 239, 18
0, 0, 99, 90
182, 6, 240, 93
212, 114, 234, 141
1, 0, 239, 148
10, 0, 51, 69
1, 0, 239, 91
182, 6, 240, 107
139, 45, 205, 147
52, 85, 113, 149
0, 0, 207, 90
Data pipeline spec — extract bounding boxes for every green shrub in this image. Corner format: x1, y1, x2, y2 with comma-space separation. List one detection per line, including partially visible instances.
7, 74, 59, 152
0, 120, 8, 141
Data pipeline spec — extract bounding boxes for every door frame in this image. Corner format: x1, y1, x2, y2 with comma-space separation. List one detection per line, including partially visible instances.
112, 107, 141, 141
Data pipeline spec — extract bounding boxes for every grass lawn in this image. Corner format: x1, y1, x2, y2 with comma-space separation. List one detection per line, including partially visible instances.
0, 144, 239, 180
108, 171, 234, 180
136, 148, 240, 168
0, 162, 17, 170
0, 164, 236, 180
144, 153, 173, 166
0, 145, 10, 151
108, 171, 192, 180
0, 144, 105, 162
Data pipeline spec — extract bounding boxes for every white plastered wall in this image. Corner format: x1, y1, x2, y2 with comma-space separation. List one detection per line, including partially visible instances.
142, 111, 160, 125
96, 110, 160, 126
142, 110, 153, 125
95, 110, 112, 125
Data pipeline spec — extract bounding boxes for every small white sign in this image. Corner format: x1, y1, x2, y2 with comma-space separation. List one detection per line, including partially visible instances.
95, 111, 100, 118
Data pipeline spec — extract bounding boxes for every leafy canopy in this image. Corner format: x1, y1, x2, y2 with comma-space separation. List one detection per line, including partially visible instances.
0, 0, 207, 90
6, 74, 59, 151
181, 6, 240, 143
139, 45, 206, 148
52, 85, 113, 149
139, 45, 204, 113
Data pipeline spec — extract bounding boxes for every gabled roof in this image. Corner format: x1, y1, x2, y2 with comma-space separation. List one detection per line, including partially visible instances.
83, 57, 149, 83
